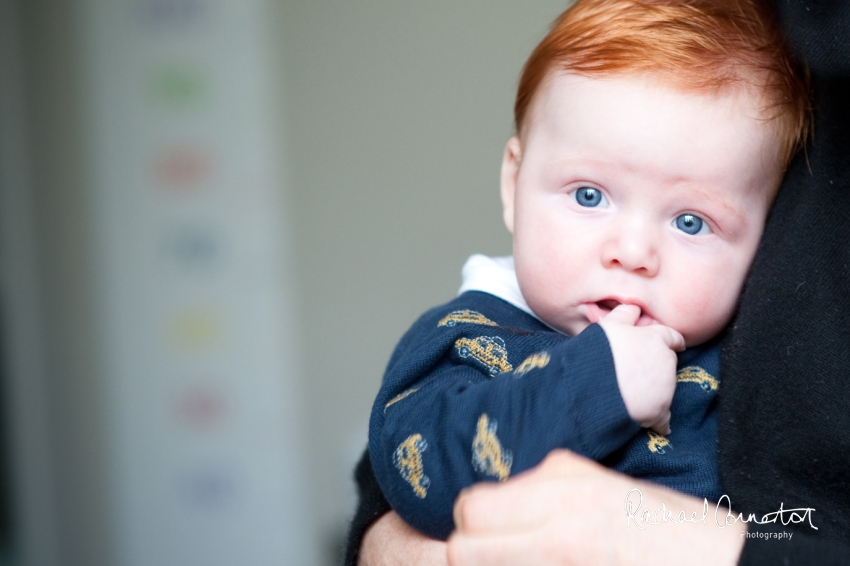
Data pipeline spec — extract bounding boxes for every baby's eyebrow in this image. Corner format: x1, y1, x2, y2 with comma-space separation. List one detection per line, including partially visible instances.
684, 185, 746, 225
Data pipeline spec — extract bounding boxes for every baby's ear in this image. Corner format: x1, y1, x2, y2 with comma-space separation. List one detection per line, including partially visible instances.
500, 137, 522, 234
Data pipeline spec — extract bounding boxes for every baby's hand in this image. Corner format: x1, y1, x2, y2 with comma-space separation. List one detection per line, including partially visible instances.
597, 304, 685, 435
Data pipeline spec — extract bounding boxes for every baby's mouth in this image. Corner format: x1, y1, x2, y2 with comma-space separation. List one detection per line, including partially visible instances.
587, 299, 657, 326
597, 299, 623, 313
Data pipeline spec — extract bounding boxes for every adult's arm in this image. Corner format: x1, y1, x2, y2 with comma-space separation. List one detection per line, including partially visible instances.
345, 451, 392, 566
347, 449, 447, 566
356, 450, 745, 566
448, 450, 745, 566
358, 512, 448, 566
356, 450, 850, 566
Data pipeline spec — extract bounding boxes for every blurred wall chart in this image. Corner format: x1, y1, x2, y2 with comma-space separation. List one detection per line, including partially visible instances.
78, 0, 315, 564
2, 0, 572, 563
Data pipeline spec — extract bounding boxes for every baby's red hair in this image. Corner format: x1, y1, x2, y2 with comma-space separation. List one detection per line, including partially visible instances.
515, 0, 810, 167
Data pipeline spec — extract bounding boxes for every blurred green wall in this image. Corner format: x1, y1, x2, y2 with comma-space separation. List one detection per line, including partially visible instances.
275, 0, 571, 554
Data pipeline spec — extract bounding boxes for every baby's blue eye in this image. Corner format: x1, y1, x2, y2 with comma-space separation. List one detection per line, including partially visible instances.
574, 187, 606, 208
674, 213, 710, 235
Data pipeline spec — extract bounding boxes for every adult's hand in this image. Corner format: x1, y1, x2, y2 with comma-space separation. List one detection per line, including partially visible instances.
448, 450, 745, 566
359, 509, 448, 566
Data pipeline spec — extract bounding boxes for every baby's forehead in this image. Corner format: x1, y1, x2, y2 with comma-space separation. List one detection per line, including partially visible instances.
528, 70, 773, 131
522, 72, 785, 204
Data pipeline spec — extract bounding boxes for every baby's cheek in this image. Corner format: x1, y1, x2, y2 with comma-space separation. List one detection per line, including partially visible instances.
673, 279, 738, 344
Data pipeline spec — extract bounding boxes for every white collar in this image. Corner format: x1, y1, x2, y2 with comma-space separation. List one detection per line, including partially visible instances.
457, 254, 538, 319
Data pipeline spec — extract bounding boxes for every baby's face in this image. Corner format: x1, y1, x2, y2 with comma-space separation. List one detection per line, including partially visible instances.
501, 73, 783, 346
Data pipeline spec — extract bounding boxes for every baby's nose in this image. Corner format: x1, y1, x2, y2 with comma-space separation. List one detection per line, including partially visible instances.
600, 224, 660, 276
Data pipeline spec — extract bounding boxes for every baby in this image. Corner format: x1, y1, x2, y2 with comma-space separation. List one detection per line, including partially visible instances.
369, 0, 809, 540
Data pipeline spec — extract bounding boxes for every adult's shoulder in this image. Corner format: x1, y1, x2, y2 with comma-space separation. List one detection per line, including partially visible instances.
770, 0, 850, 78
719, 0, 850, 557
771, 0, 850, 169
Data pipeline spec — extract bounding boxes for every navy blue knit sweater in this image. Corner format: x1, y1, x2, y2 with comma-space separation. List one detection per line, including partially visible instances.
369, 290, 722, 540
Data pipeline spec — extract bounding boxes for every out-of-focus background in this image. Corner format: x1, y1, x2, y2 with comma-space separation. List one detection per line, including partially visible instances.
0, 0, 569, 564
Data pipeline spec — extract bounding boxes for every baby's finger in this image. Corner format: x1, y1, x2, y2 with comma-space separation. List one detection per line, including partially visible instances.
652, 325, 686, 352
599, 303, 641, 326
649, 411, 672, 436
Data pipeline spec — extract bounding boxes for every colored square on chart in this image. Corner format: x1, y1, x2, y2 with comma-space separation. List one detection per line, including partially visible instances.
166, 308, 224, 353
176, 384, 228, 431
154, 147, 213, 191
149, 66, 207, 109
161, 227, 222, 273
178, 466, 236, 511
137, 0, 207, 29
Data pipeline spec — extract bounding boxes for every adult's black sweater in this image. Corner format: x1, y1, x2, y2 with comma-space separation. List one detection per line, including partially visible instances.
344, 2, 850, 564
721, 1, 850, 564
